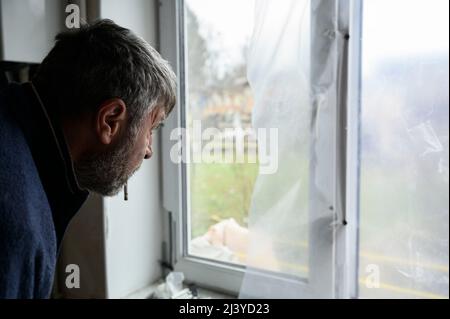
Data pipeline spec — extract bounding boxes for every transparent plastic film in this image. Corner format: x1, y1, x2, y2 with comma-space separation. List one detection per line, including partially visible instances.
239, 0, 341, 299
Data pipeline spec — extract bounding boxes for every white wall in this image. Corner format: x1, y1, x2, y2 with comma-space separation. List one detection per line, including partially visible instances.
0, 0, 64, 63
99, 0, 164, 299
56, 194, 107, 298
100, 0, 158, 46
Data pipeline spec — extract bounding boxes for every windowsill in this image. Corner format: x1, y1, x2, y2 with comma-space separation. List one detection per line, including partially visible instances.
123, 280, 237, 299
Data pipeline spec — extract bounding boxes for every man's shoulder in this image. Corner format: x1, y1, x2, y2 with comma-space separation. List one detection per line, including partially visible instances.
0, 92, 50, 227
0, 95, 39, 184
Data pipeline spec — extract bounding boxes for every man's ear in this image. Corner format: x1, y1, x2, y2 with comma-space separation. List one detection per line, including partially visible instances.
96, 98, 127, 145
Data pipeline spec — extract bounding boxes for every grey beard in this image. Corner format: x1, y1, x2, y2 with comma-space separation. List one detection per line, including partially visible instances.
74, 135, 138, 196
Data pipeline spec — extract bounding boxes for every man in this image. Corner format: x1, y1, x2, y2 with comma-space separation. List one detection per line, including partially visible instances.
0, 20, 176, 298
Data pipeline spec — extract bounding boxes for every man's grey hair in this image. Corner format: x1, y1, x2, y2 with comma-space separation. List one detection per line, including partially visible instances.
33, 19, 176, 137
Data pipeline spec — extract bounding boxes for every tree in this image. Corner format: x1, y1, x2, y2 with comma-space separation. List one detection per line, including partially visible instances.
186, 6, 211, 95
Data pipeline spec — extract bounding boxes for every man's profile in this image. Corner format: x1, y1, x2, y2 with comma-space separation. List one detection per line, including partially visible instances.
0, 19, 176, 298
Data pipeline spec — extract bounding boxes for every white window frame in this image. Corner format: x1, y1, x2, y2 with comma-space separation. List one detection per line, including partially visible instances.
335, 0, 362, 299
159, 0, 362, 298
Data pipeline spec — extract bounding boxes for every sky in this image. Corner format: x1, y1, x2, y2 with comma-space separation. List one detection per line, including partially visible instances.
363, 0, 449, 74
185, 0, 449, 74
186, 0, 256, 72
186, 0, 255, 49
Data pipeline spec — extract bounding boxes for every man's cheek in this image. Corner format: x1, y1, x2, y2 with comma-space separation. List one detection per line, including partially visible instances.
129, 146, 144, 166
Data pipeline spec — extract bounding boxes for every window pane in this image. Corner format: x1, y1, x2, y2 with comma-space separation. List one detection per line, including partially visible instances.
184, 0, 257, 266
359, 0, 449, 298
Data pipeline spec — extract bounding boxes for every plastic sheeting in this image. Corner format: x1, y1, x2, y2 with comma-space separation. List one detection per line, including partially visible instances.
239, 0, 341, 299
358, 0, 449, 299
240, 0, 449, 299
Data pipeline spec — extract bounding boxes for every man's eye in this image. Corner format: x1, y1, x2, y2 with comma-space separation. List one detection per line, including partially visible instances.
153, 123, 165, 131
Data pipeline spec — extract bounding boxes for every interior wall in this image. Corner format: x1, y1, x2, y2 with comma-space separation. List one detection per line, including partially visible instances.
0, 0, 65, 63
56, 194, 107, 298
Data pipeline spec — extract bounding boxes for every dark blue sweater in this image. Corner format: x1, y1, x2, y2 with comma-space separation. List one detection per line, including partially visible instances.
0, 82, 88, 299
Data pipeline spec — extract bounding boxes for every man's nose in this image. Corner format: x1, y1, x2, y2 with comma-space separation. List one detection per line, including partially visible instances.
144, 146, 152, 159
144, 132, 153, 159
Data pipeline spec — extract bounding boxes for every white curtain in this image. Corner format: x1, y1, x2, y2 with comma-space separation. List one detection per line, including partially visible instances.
239, 0, 335, 299
239, 0, 353, 298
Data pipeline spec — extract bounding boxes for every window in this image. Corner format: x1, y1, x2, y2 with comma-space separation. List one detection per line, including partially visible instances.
160, 0, 325, 296
184, 0, 257, 266
358, 0, 449, 298
159, 0, 449, 298
181, 0, 324, 295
